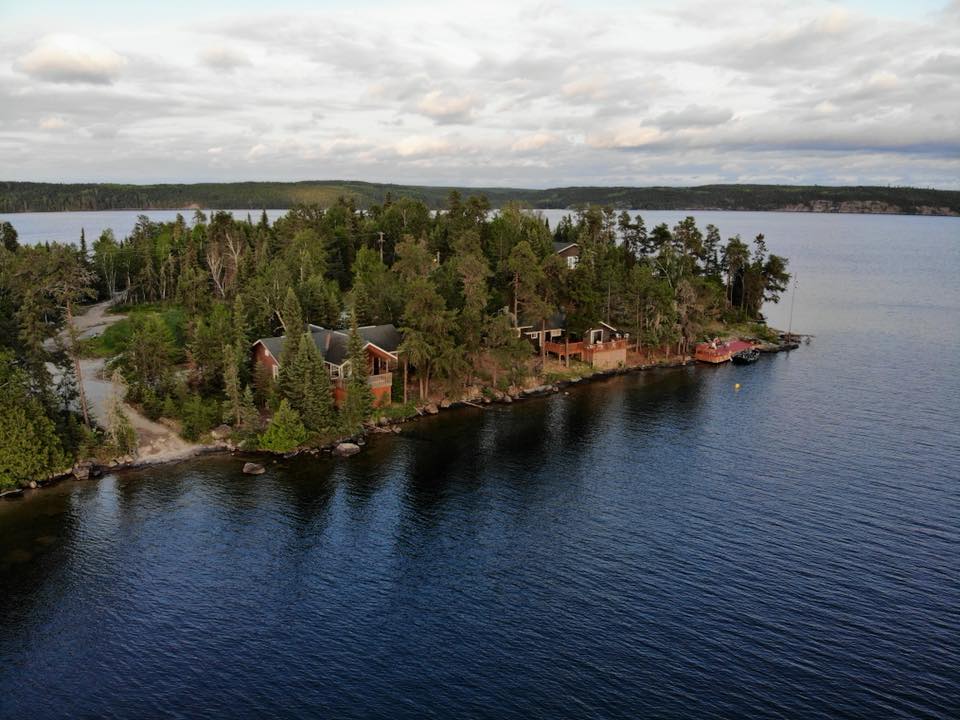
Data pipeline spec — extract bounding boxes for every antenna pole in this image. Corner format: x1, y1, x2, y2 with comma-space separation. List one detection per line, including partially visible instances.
787, 273, 797, 338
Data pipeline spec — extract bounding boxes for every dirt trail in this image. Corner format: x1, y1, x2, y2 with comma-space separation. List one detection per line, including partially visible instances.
72, 300, 200, 464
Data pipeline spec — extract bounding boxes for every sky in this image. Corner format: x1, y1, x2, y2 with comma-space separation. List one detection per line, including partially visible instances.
0, 0, 958, 188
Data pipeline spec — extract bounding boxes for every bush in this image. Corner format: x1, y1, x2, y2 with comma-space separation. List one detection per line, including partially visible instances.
180, 396, 221, 441
259, 399, 307, 452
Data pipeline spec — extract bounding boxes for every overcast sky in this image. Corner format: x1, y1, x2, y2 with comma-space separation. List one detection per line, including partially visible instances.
1, 0, 958, 188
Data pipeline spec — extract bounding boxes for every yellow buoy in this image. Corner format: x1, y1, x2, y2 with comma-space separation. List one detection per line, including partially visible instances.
734, 383, 741, 390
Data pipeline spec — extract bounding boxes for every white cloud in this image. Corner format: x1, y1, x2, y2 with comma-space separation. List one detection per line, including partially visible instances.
394, 135, 455, 158
198, 46, 251, 72
39, 116, 68, 130
16, 34, 126, 84
511, 132, 560, 152
416, 90, 478, 124
0, 1, 956, 188
589, 126, 664, 150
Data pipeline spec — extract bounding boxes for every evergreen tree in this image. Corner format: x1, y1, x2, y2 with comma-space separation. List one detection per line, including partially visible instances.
0, 354, 68, 489
341, 309, 374, 430
291, 333, 335, 433
259, 399, 307, 452
105, 370, 136, 455
239, 385, 259, 432
222, 342, 242, 426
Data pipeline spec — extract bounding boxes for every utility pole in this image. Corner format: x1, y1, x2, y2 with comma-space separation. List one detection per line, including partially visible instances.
787, 273, 797, 339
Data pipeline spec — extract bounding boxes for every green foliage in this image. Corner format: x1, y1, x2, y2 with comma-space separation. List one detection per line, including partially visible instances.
281, 333, 336, 433
259, 398, 307, 452
0, 353, 69, 488
104, 371, 136, 455
179, 395, 222, 441
341, 310, 374, 430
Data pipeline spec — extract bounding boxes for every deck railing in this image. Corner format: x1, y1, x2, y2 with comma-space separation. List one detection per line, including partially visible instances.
584, 338, 629, 352
544, 340, 584, 355
335, 372, 393, 389
368, 372, 393, 389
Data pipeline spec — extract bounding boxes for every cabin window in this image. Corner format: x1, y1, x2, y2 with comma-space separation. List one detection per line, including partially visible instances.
567, 255, 578, 269
271, 364, 279, 380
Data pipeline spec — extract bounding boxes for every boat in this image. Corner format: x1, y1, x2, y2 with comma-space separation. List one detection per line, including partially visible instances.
731, 348, 760, 365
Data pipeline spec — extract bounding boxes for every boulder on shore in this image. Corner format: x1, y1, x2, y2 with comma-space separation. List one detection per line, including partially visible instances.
72, 461, 96, 481
210, 424, 232, 441
334, 442, 361, 457
242, 462, 266, 475
424, 403, 439, 415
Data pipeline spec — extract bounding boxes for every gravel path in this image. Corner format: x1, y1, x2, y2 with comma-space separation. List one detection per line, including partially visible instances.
72, 300, 200, 463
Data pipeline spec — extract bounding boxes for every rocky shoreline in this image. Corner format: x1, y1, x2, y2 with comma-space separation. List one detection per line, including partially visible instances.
1, 337, 803, 500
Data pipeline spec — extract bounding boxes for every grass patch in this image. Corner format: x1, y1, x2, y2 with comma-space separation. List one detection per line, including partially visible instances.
543, 361, 593, 384
375, 402, 419, 421
80, 304, 187, 358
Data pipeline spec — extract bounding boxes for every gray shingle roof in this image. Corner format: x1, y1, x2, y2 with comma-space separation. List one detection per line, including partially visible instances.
553, 241, 579, 253
255, 324, 401, 368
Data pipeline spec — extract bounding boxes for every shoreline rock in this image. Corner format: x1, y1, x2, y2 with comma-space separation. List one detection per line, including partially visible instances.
334, 442, 361, 457
242, 462, 266, 475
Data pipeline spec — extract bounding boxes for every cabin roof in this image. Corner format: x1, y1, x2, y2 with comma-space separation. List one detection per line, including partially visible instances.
254, 323, 401, 367
553, 241, 579, 254
518, 310, 566, 331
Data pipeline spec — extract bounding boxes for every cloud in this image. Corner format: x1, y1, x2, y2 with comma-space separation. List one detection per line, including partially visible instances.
416, 90, 478, 124
198, 46, 251, 72
39, 116, 68, 130
511, 132, 560, 152
16, 34, 126, 84
394, 135, 455, 158
588, 126, 664, 150
0, 1, 956, 188
654, 106, 733, 129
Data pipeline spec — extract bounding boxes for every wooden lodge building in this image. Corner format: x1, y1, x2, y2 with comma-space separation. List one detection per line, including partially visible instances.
253, 324, 401, 407
553, 241, 580, 269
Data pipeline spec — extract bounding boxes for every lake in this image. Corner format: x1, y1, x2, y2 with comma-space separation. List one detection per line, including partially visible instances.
1, 211, 959, 719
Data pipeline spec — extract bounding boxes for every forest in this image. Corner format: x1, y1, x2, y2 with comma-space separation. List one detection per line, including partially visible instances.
1, 180, 958, 216
0, 194, 790, 489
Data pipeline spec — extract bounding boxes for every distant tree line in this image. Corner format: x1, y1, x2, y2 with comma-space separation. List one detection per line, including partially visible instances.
1, 181, 957, 215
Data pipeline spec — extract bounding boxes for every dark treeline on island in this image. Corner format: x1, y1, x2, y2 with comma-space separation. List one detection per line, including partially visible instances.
1, 180, 958, 216
0, 193, 792, 490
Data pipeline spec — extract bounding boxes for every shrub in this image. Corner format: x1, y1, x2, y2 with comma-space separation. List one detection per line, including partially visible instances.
180, 396, 221, 441
259, 399, 307, 453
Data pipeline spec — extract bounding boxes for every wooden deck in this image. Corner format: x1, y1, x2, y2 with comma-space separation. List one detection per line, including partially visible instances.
694, 340, 754, 364
544, 340, 584, 358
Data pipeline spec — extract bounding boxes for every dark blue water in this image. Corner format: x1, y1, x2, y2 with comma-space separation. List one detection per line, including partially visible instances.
2, 213, 959, 718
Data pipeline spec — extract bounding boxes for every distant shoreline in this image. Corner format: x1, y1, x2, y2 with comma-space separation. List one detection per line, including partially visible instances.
3, 206, 959, 219
1, 180, 957, 217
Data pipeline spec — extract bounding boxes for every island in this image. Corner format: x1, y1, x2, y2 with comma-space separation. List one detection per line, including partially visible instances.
0, 195, 793, 492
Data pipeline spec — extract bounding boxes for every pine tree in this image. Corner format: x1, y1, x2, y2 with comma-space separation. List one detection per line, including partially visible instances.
223, 342, 242, 426
281, 286, 303, 336
259, 399, 307, 452
278, 288, 304, 393
341, 308, 373, 430
232, 293, 251, 384
239, 385, 259, 432
288, 333, 335, 434
105, 370, 136, 455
